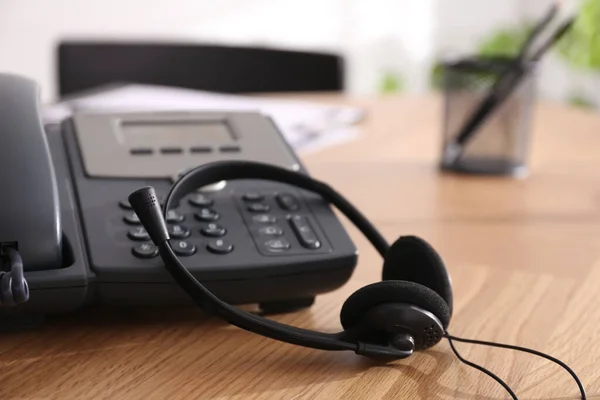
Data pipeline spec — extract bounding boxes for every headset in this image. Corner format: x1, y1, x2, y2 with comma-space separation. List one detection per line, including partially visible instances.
0, 246, 29, 307
129, 160, 586, 400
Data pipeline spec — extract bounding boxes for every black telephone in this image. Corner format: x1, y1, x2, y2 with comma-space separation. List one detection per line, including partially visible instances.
0, 73, 357, 325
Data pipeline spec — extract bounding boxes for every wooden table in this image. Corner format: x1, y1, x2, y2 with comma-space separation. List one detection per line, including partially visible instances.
2, 94, 600, 399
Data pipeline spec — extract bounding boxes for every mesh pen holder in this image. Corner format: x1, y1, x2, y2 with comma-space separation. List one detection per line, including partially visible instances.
439, 56, 537, 177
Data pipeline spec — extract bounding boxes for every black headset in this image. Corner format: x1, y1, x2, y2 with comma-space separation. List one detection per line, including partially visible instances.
129, 160, 586, 399
0, 247, 29, 306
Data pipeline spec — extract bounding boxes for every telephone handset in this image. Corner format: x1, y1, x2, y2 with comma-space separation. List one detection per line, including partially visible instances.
0, 74, 62, 272
0, 72, 357, 324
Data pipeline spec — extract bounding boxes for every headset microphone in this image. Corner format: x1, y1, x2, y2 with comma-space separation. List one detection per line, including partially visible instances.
130, 161, 587, 400
128, 187, 169, 244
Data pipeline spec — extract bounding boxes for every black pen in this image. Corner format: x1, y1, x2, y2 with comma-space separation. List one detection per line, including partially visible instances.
444, 2, 569, 165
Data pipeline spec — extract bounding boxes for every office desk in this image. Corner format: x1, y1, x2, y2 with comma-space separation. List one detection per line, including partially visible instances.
2, 94, 600, 399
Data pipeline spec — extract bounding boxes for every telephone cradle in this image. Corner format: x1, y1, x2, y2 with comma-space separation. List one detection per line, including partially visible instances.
0, 74, 358, 329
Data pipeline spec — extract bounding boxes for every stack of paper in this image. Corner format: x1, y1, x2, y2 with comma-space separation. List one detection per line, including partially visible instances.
43, 84, 365, 153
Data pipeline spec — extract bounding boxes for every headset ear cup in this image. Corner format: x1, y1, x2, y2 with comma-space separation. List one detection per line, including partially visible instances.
11, 277, 29, 304
0, 272, 16, 307
382, 236, 453, 315
340, 281, 451, 331
7, 255, 29, 304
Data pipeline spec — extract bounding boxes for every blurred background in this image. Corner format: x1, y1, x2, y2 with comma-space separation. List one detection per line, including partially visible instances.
1, 0, 598, 107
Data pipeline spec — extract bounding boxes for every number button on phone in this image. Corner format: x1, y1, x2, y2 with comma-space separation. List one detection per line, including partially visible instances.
119, 199, 133, 210
247, 203, 270, 212
159, 196, 180, 208
132, 243, 159, 258
194, 208, 219, 222
166, 210, 184, 223
207, 239, 233, 254
243, 192, 264, 202
252, 214, 276, 224
128, 227, 150, 241
258, 225, 283, 236
200, 223, 227, 237
123, 212, 141, 225
173, 240, 197, 256
168, 225, 190, 239
264, 238, 291, 252
276, 193, 300, 211
189, 194, 213, 207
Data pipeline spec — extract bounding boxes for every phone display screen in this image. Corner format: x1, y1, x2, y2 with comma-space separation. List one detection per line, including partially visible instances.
119, 119, 235, 146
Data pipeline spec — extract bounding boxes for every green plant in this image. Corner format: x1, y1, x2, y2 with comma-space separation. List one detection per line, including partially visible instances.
428, 26, 531, 91
429, 60, 504, 91
379, 71, 405, 94
568, 94, 596, 108
430, 62, 445, 90
477, 24, 533, 58
557, 0, 600, 71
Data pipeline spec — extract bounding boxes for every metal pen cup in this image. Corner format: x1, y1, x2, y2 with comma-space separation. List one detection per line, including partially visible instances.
439, 56, 537, 178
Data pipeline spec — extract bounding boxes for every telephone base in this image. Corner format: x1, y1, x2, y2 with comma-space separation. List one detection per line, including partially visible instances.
0, 109, 359, 326
259, 296, 315, 315
0, 314, 45, 332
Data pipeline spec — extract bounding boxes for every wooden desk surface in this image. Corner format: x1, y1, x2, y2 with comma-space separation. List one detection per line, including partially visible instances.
2, 94, 600, 399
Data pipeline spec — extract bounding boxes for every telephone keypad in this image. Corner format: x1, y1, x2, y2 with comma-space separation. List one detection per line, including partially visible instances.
121, 188, 330, 263
132, 243, 159, 258
122, 192, 235, 257
236, 191, 330, 257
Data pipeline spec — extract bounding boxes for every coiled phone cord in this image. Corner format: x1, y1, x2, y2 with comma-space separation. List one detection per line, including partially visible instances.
444, 332, 586, 399
0, 247, 29, 306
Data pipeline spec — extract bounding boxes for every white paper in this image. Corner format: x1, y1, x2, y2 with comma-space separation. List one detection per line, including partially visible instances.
43, 84, 364, 152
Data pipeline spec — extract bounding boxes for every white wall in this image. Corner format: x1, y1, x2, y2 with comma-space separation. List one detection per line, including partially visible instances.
0, 0, 440, 102
0, 0, 591, 104
0, 0, 349, 101
434, 0, 524, 58
0, 0, 347, 102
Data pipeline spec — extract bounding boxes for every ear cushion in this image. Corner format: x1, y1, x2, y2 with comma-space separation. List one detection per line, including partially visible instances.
382, 236, 453, 315
340, 281, 451, 330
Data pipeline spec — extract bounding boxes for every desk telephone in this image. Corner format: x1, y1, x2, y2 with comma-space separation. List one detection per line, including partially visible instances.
0, 75, 589, 398
0, 73, 357, 324
0, 71, 591, 400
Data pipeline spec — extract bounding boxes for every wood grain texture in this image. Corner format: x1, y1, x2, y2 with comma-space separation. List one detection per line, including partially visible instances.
2, 94, 600, 399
